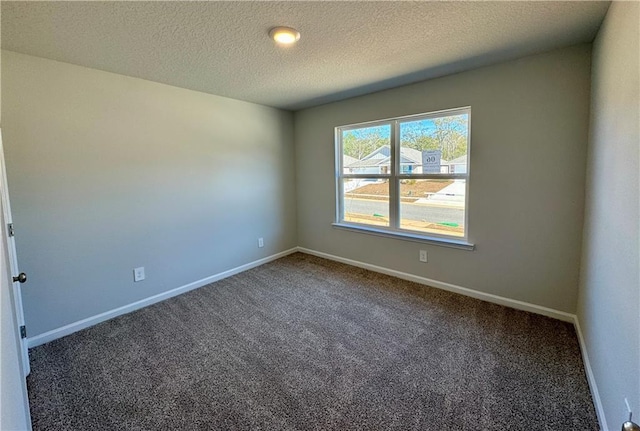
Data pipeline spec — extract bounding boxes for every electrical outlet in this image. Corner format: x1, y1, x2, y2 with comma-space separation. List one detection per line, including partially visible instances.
419, 250, 428, 263
133, 267, 145, 282
258, 237, 264, 248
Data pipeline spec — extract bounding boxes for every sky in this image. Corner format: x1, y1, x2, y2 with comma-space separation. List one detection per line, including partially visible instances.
343, 114, 468, 144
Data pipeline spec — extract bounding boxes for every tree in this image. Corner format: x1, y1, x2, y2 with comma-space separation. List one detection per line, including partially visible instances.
400, 130, 438, 152
342, 130, 388, 160
432, 115, 468, 160
401, 115, 468, 161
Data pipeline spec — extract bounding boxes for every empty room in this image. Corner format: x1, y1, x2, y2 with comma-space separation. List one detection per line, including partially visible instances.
1, 1, 638, 430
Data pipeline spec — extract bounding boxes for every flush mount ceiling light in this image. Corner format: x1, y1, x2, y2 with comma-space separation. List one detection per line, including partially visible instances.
269, 26, 300, 45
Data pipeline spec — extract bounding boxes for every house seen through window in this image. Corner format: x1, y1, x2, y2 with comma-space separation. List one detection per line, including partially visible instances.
335, 107, 470, 242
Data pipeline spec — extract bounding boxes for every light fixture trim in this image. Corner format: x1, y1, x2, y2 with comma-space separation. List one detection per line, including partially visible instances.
269, 26, 301, 45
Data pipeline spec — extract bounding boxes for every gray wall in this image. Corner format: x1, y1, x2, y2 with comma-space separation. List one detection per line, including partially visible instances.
2, 51, 297, 337
295, 45, 591, 313
578, 1, 640, 428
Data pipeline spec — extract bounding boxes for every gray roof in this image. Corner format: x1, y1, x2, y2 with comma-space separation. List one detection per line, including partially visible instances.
342, 155, 359, 166
398, 147, 423, 164
448, 154, 467, 164
346, 146, 423, 168
347, 157, 389, 168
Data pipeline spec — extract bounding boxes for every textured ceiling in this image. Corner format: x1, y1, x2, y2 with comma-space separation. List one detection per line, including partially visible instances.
1, 1, 609, 111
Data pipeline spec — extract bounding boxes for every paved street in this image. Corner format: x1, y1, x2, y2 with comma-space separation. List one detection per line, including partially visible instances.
344, 198, 464, 225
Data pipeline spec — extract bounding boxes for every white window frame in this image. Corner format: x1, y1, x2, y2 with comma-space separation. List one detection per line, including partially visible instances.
333, 107, 474, 250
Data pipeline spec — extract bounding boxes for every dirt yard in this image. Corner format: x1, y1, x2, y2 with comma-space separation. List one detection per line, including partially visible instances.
347, 179, 453, 202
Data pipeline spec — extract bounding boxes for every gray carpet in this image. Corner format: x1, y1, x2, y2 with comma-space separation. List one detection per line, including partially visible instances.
27, 252, 598, 430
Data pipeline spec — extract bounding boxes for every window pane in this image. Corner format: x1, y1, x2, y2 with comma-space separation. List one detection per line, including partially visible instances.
343, 179, 389, 227
342, 125, 391, 175
399, 179, 465, 237
399, 113, 469, 175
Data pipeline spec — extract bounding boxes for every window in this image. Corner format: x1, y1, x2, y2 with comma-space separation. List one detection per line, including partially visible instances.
335, 107, 471, 247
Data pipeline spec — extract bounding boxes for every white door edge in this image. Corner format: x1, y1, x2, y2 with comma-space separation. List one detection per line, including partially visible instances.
0, 129, 30, 376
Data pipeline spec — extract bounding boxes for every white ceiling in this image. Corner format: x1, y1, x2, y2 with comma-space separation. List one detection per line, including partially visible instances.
1, 1, 610, 111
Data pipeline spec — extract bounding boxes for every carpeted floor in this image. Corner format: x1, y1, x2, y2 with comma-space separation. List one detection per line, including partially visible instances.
27, 252, 599, 430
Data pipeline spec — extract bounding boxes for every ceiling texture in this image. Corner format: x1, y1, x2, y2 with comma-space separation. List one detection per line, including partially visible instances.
2, 1, 610, 111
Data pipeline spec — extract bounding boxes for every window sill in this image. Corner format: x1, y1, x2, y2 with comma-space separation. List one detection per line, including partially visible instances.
331, 223, 475, 250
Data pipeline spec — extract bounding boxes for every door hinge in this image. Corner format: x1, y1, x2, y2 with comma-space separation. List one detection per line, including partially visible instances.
19, 325, 26, 339
7, 223, 14, 237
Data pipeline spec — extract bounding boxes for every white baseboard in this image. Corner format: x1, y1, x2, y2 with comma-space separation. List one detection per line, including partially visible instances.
297, 247, 576, 322
27, 248, 298, 348
573, 316, 609, 431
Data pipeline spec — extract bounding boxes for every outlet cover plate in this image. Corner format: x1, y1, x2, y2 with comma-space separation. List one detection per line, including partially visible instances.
133, 267, 145, 282
419, 250, 428, 262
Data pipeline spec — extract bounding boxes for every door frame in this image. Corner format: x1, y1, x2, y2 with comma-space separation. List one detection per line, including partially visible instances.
0, 128, 30, 376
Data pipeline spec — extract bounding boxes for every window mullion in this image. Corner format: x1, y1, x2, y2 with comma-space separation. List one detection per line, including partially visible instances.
389, 120, 400, 229
335, 128, 344, 223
